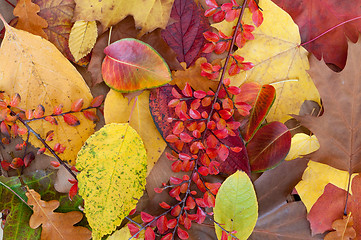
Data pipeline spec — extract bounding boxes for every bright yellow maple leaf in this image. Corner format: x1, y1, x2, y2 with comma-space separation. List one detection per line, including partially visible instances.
295, 161, 357, 212
69, 20, 98, 62
0, 18, 94, 164
285, 133, 320, 161
76, 123, 147, 240
74, 0, 174, 34
212, 0, 320, 122
104, 90, 166, 174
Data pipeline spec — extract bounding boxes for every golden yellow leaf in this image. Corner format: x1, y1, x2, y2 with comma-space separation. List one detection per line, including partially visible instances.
74, 0, 174, 34
0, 19, 95, 164
212, 0, 320, 122
107, 226, 144, 240
285, 133, 320, 161
76, 123, 147, 240
69, 20, 98, 62
104, 90, 166, 174
295, 161, 357, 212
26, 188, 91, 240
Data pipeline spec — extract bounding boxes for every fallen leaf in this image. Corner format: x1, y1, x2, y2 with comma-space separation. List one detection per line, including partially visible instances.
13, 0, 48, 39
161, 0, 210, 67
213, 0, 320, 122
102, 38, 171, 92
26, 188, 91, 240
73, 0, 174, 34
68, 20, 97, 61
325, 213, 356, 240
104, 90, 166, 174
272, 0, 361, 70
107, 226, 145, 240
170, 57, 219, 92
76, 123, 147, 239
0, 18, 95, 164
285, 133, 320, 161
214, 171, 258, 240
295, 40, 361, 172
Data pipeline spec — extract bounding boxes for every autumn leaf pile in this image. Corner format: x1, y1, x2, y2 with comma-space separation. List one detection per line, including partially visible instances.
0, 0, 361, 239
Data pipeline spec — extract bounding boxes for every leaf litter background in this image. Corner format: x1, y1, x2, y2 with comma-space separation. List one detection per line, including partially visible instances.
1, 0, 361, 239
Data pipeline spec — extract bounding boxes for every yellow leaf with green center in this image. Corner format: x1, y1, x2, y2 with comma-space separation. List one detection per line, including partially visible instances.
104, 90, 166, 174
285, 133, 320, 161
69, 20, 98, 62
76, 123, 147, 240
212, 0, 320, 122
214, 171, 258, 240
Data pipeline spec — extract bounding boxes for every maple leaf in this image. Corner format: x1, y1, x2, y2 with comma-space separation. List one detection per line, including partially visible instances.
26, 188, 91, 240
0, 18, 95, 164
13, 0, 48, 39
73, 0, 174, 34
161, 0, 211, 67
295, 40, 361, 173
272, 0, 361, 70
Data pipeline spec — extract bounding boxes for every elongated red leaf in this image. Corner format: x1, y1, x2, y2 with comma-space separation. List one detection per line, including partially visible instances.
246, 122, 291, 172
161, 0, 210, 67
102, 38, 171, 92
244, 84, 276, 142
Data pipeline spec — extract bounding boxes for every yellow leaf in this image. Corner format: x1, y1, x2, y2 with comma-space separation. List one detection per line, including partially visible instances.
0, 19, 94, 164
104, 90, 166, 174
214, 171, 258, 240
212, 0, 320, 122
295, 161, 357, 212
76, 123, 147, 240
74, 0, 174, 34
26, 188, 91, 240
107, 226, 144, 240
69, 20, 98, 62
285, 133, 320, 161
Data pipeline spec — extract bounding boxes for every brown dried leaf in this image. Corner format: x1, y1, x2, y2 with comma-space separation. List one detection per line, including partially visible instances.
324, 213, 356, 240
13, 0, 48, 39
26, 188, 91, 240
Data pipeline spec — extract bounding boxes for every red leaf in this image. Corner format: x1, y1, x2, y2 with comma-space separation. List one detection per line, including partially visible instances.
157, 216, 168, 234
198, 166, 209, 176
177, 227, 189, 239
173, 121, 184, 134
196, 207, 206, 224
205, 0, 218, 8
194, 90, 207, 99
161, 233, 173, 240
90, 95, 104, 107
145, 227, 155, 240
63, 114, 80, 126
167, 219, 177, 229
9, 93, 20, 107
33, 104, 45, 118
50, 161, 60, 168
128, 223, 140, 236
0, 122, 10, 137
180, 132, 193, 143
183, 217, 192, 230
141, 212, 155, 223
23, 152, 35, 167
244, 84, 276, 142
1, 161, 10, 171
186, 196, 196, 209
159, 202, 171, 209
45, 116, 58, 125
203, 31, 219, 42
170, 176, 183, 184
171, 205, 181, 217
53, 105, 63, 115
247, 122, 291, 172
161, 0, 211, 67
45, 130, 54, 142
189, 109, 201, 119
11, 157, 24, 169
71, 98, 83, 112
218, 144, 229, 161
68, 182, 78, 201
83, 110, 99, 121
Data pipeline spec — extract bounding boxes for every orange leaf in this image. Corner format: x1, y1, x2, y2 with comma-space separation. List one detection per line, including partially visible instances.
324, 213, 356, 240
13, 0, 48, 39
26, 188, 91, 240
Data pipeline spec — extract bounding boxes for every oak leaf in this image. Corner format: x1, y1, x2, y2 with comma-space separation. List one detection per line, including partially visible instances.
272, 0, 361, 70
325, 213, 357, 240
295, 40, 361, 172
73, 0, 174, 34
13, 0, 48, 39
213, 0, 320, 122
26, 188, 91, 240
0, 18, 95, 164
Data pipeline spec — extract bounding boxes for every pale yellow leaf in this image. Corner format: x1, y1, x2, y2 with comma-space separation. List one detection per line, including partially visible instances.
285, 133, 320, 161
107, 226, 144, 240
295, 161, 357, 212
212, 0, 320, 122
74, 0, 174, 34
0, 19, 94, 164
69, 20, 98, 62
104, 90, 166, 174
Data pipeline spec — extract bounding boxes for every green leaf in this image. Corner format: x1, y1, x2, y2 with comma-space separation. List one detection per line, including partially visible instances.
76, 123, 147, 240
102, 38, 172, 92
214, 171, 258, 240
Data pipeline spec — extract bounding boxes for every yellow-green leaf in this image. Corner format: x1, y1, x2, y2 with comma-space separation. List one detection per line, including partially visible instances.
285, 133, 320, 161
0, 17, 94, 164
104, 90, 166, 174
69, 20, 98, 62
76, 123, 147, 240
295, 161, 357, 212
213, 0, 320, 122
214, 171, 258, 240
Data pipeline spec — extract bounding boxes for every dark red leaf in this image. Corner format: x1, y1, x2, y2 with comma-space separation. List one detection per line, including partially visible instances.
182, 82, 193, 97
161, 233, 173, 240
0, 122, 10, 137
159, 201, 171, 209
83, 110, 99, 121
68, 182, 78, 201
167, 219, 177, 229
23, 152, 35, 167
196, 207, 206, 224
45, 116, 58, 125
71, 98, 84, 112
63, 114, 80, 126
194, 90, 207, 99
145, 227, 155, 240
90, 95, 104, 107
247, 122, 291, 172
161, 0, 210, 67
177, 227, 189, 240
141, 212, 155, 223
157, 215, 168, 234
170, 176, 183, 185
1, 160, 10, 171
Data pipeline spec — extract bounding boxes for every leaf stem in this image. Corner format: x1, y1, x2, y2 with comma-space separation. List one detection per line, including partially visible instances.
4, 0, 15, 8
300, 16, 361, 47
343, 173, 352, 215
